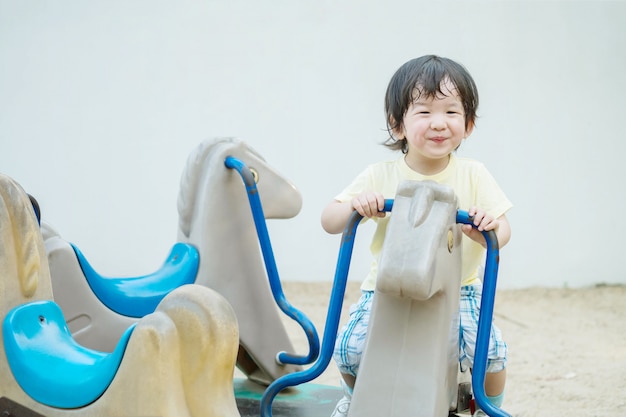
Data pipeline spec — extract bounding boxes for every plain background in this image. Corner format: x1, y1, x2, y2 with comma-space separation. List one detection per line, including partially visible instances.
1, 1, 625, 289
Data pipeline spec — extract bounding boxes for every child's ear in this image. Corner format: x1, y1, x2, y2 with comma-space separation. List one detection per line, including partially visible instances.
464, 121, 475, 138
389, 117, 405, 139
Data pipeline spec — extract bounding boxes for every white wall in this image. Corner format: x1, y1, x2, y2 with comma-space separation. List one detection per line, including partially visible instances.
1, 0, 624, 289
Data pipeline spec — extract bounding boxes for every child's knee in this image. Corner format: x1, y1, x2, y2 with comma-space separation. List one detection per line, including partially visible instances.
486, 358, 507, 373
459, 344, 507, 373
333, 350, 362, 377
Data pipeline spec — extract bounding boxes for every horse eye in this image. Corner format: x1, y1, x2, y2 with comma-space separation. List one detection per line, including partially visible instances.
249, 168, 259, 183
447, 229, 454, 253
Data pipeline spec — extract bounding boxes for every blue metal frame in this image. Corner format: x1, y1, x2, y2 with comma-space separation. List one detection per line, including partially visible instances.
224, 156, 510, 417
456, 211, 511, 417
224, 156, 320, 367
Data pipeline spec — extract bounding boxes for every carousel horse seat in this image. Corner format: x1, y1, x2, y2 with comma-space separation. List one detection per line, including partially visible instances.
41, 138, 302, 384
72, 242, 199, 317
2, 300, 135, 409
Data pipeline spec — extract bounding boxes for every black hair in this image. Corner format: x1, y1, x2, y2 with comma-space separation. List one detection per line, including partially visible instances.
383, 55, 479, 153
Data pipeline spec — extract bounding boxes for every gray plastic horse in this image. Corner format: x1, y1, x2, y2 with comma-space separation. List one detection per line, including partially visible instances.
349, 180, 464, 417
44, 137, 303, 385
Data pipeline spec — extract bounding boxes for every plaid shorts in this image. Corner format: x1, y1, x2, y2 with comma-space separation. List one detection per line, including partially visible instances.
333, 285, 507, 377
458, 284, 507, 372
333, 290, 374, 377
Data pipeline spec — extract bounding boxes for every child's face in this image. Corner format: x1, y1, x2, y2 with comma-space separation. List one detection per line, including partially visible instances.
398, 79, 473, 169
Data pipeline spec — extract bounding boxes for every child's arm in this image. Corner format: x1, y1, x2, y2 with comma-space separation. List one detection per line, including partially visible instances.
321, 191, 386, 234
461, 207, 511, 248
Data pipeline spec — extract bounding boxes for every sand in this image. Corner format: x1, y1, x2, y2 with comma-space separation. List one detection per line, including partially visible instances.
274, 281, 626, 417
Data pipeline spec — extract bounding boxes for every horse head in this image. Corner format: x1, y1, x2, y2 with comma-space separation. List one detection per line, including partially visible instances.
176, 137, 303, 385
349, 180, 464, 417
178, 137, 302, 238
0, 174, 52, 313
377, 180, 462, 300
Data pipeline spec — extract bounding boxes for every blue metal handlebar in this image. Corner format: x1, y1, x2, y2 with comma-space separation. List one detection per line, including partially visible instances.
456, 211, 511, 417
224, 156, 320, 367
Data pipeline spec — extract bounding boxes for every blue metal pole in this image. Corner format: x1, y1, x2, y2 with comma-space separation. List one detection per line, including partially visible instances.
456, 210, 511, 417
225, 156, 319, 366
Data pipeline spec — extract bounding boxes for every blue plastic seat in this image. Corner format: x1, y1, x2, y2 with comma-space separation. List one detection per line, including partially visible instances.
3, 300, 135, 408
73, 242, 199, 317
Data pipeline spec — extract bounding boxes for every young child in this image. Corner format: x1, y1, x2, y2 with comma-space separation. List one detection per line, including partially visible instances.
321, 55, 512, 417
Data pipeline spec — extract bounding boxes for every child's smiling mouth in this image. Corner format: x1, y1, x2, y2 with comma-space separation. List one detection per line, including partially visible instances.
429, 136, 447, 143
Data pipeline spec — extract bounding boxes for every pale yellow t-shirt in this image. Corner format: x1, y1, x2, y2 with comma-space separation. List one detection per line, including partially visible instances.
334, 154, 512, 290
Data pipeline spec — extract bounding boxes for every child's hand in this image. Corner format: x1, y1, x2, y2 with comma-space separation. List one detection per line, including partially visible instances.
351, 192, 386, 219
461, 207, 499, 248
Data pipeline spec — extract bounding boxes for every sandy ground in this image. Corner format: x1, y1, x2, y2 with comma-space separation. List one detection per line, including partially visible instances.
272, 281, 626, 417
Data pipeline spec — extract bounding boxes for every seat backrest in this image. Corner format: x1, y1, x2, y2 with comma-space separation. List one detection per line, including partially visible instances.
73, 242, 199, 317
3, 300, 134, 409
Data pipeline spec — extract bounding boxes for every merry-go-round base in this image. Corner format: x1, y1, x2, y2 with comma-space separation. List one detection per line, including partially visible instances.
1, 380, 468, 417
235, 378, 342, 417
0, 380, 342, 417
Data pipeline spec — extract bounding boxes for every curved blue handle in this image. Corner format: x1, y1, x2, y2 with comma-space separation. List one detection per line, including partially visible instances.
456, 210, 511, 417
225, 156, 320, 367
259, 200, 394, 417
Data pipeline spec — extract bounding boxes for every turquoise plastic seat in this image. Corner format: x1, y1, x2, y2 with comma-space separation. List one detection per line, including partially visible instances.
3, 300, 135, 408
72, 242, 199, 317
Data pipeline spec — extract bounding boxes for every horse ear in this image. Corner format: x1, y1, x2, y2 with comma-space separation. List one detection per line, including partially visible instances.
405, 183, 435, 228
0, 174, 47, 299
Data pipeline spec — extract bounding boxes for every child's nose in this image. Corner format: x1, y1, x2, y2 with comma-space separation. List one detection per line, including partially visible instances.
430, 114, 446, 130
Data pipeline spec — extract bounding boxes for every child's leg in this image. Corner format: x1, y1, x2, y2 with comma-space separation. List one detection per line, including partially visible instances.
458, 284, 508, 409
485, 367, 506, 397
483, 369, 506, 414
340, 372, 356, 390
330, 290, 373, 416
332, 290, 374, 385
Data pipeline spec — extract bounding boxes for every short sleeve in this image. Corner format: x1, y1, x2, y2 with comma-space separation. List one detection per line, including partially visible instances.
474, 164, 513, 219
334, 166, 376, 203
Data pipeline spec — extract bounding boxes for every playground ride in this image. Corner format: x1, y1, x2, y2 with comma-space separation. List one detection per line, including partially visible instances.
0, 173, 241, 417
43, 138, 312, 385
225, 159, 510, 417
2, 138, 511, 417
